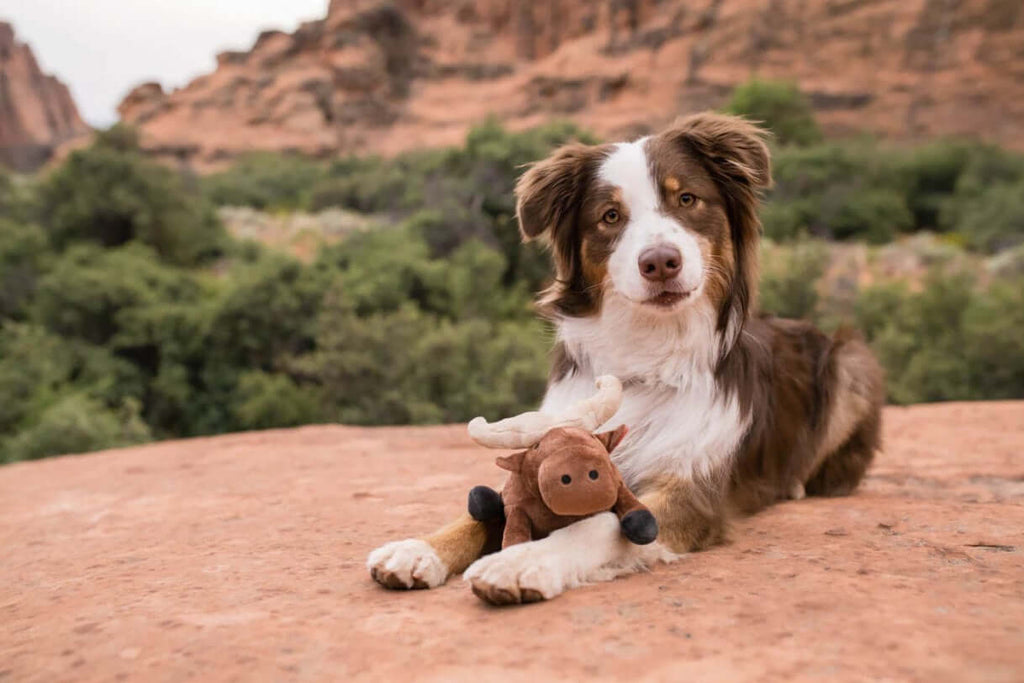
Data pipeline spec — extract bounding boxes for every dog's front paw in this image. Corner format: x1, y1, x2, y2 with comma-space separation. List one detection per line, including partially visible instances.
367, 539, 448, 590
463, 544, 566, 605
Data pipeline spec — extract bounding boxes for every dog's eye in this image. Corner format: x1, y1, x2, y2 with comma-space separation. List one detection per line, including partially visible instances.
602, 208, 620, 224
679, 193, 696, 207
561, 474, 572, 485
588, 470, 599, 480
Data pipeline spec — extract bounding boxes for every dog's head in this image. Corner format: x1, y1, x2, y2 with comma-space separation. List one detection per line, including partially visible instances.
516, 113, 771, 338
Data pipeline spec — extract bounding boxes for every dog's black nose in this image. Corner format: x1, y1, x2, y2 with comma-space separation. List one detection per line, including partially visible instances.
638, 244, 682, 282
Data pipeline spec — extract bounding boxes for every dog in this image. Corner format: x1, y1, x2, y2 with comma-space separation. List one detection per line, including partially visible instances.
367, 112, 884, 604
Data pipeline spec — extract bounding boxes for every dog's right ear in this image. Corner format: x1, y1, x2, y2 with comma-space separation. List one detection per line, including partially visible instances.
515, 143, 604, 242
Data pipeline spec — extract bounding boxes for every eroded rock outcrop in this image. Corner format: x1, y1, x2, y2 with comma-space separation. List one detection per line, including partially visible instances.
117, 0, 1024, 170
0, 22, 90, 171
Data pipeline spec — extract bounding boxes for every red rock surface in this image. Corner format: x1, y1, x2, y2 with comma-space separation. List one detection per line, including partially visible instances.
117, 0, 1024, 171
1, 401, 1022, 680
0, 22, 90, 172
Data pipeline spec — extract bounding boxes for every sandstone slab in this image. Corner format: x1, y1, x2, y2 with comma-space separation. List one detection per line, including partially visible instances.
1, 402, 1022, 681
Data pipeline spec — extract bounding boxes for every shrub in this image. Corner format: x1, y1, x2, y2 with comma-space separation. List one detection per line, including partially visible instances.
38, 128, 224, 265
724, 79, 822, 147
231, 371, 324, 430
946, 180, 1024, 253
896, 140, 974, 230
31, 243, 200, 345
202, 153, 326, 210
823, 188, 911, 244
0, 218, 50, 320
758, 240, 827, 319
1, 394, 151, 463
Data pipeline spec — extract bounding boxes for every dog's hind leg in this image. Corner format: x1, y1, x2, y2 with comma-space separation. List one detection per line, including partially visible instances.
367, 514, 488, 590
805, 333, 884, 497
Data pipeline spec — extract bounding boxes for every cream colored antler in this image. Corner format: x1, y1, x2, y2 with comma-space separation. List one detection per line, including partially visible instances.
467, 375, 623, 449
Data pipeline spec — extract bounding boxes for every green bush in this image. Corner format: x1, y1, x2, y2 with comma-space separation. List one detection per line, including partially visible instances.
1, 394, 150, 463
231, 371, 324, 430
724, 79, 822, 147
38, 127, 224, 265
203, 153, 326, 210
758, 240, 827, 319
895, 140, 974, 230
851, 268, 1024, 403
0, 218, 50, 320
32, 243, 200, 345
824, 188, 911, 244
0, 323, 151, 461
946, 180, 1024, 253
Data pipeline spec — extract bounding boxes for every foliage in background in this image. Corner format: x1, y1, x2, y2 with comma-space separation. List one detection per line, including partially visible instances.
2, 86, 1024, 463
724, 79, 823, 147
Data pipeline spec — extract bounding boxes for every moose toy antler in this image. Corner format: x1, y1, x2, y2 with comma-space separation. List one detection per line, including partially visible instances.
466, 375, 659, 549
467, 375, 623, 449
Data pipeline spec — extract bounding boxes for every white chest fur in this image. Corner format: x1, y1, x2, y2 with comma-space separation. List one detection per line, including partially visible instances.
542, 297, 750, 489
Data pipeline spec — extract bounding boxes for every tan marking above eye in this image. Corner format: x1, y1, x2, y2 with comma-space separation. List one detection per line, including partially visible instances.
664, 177, 681, 193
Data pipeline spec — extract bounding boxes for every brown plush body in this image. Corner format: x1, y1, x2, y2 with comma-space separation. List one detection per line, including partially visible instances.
469, 425, 658, 547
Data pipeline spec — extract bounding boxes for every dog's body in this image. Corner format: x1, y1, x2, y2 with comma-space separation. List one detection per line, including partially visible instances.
367, 113, 884, 603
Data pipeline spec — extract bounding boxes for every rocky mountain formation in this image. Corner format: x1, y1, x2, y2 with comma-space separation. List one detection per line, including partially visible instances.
0, 22, 90, 171
117, 0, 1024, 170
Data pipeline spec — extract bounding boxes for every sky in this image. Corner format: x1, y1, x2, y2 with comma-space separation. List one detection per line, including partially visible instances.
3, 0, 327, 127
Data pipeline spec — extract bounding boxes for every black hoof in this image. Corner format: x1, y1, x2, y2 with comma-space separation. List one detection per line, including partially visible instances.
620, 509, 659, 545
468, 486, 504, 522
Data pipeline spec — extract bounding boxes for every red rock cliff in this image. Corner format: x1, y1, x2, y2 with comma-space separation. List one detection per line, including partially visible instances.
117, 0, 1024, 170
0, 22, 91, 172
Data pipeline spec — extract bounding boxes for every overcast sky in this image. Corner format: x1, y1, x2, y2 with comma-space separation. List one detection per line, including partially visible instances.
4, 0, 327, 127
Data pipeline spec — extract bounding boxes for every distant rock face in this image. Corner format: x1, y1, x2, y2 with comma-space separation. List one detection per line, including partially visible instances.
118, 0, 1024, 171
0, 22, 90, 172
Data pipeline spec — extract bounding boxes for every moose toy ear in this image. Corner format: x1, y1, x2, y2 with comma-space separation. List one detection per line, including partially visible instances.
495, 451, 526, 473
594, 425, 629, 453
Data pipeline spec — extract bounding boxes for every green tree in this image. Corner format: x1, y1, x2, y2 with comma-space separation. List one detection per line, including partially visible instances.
724, 79, 822, 147
38, 127, 224, 265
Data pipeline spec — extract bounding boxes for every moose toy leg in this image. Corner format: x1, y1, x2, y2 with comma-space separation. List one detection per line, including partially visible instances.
467, 486, 504, 523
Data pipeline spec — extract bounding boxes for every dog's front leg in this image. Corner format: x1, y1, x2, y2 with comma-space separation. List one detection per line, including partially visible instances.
463, 470, 731, 604
367, 513, 488, 589
463, 512, 676, 604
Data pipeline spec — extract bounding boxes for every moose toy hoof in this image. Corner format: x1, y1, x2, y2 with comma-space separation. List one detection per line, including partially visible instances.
468, 485, 504, 522
620, 509, 659, 545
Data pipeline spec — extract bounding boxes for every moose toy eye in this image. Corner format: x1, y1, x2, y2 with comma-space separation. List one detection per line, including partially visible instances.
561, 474, 572, 485
602, 208, 620, 224
679, 192, 696, 207
588, 470, 599, 480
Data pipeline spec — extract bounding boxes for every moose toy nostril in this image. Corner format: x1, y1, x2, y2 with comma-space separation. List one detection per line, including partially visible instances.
589, 470, 599, 480
561, 474, 572, 485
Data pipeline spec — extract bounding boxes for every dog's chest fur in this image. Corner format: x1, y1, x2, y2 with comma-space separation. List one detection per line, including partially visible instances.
542, 297, 750, 491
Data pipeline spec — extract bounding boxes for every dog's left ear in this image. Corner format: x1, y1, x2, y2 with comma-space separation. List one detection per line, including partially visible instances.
594, 425, 629, 453
666, 113, 772, 192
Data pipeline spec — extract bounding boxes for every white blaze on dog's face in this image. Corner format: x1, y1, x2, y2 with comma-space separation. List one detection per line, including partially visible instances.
516, 114, 768, 325
598, 136, 729, 313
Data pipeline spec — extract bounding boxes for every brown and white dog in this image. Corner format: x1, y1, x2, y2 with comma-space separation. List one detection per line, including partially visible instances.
367, 112, 884, 604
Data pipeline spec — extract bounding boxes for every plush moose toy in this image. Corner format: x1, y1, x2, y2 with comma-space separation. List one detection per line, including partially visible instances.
465, 376, 658, 548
